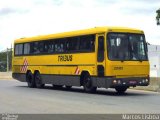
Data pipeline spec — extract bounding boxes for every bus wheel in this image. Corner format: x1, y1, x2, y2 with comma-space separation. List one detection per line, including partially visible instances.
35, 72, 44, 88
115, 86, 128, 94
83, 73, 97, 93
26, 72, 35, 88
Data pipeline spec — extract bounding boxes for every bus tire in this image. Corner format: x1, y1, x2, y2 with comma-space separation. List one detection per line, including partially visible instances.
83, 73, 97, 93
26, 72, 35, 88
35, 72, 45, 88
115, 86, 128, 94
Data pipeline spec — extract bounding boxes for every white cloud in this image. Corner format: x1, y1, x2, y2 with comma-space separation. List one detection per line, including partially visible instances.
0, 0, 160, 50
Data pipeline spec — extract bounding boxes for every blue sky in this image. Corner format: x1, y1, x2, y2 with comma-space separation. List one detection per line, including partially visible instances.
0, 0, 160, 50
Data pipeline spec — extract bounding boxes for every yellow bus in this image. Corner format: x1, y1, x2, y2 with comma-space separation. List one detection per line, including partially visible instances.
12, 27, 150, 93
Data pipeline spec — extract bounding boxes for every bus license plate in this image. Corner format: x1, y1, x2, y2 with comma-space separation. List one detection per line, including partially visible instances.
129, 81, 137, 84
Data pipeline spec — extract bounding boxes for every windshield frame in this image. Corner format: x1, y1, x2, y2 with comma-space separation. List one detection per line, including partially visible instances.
107, 32, 148, 61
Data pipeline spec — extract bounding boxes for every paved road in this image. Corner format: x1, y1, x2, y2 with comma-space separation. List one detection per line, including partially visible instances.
0, 80, 160, 114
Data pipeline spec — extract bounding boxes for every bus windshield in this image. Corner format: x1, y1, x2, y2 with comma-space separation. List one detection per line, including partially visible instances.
107, 33, 148, 61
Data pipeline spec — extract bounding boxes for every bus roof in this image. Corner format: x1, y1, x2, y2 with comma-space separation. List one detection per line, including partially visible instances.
14, 26, 144, 43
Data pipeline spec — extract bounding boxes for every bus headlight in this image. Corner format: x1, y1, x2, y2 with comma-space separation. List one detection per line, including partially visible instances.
145, 79, 149, 82
113, 80, 122, 84
113, 80, 117, 84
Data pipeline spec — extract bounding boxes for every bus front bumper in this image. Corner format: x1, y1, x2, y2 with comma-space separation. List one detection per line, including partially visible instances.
92, 76, 150, 88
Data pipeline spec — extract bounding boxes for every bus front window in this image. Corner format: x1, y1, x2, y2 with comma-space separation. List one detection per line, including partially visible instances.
107, 33, 148, 61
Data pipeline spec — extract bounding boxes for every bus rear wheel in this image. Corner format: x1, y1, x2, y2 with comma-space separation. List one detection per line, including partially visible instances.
26, 72, 35, 88
35, 72, 44, 88
115, 86, 128, 93
83, 73, 97, 93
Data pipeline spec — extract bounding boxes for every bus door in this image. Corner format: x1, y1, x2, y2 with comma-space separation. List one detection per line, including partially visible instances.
97, 35, 105, 77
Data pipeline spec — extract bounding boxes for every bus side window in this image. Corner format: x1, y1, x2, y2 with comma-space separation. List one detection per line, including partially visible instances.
54, 39, 65, 53
33, 42, 40, 54
55, 41, 61, 53
15, 44, 23, 56
48, 41, 55, 53
39, 42, 44, 53
30, 43, 34, 54
80, 36, 87, 51
15, 44, 19, 55
89, 35, 95, 51
24, 43, 30, 55
44, 41, 49, 53
55, 43, 58, 53
66, 37, 80, 52
80, 35, 95, 52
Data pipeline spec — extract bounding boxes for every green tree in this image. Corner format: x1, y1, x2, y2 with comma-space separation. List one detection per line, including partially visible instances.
0, 52, 7, 72
156, 8, 160, 25
0, 49, 12, 72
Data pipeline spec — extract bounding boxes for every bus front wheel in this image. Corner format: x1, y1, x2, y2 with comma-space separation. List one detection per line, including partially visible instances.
35, 72, 45, 88
26, 72, 35, 88
115, 86, 128, 93
83, 73, 97, 93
